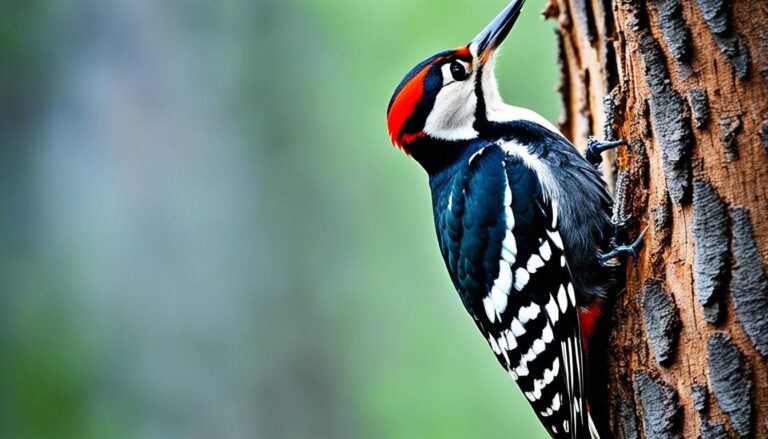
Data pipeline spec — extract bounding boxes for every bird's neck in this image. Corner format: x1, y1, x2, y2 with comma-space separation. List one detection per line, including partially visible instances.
405, 137, 472, 175
405, 103, 561, 175
480, 102, 561, 135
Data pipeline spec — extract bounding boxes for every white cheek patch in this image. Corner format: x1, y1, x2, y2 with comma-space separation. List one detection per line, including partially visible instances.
423, 66, 478, 141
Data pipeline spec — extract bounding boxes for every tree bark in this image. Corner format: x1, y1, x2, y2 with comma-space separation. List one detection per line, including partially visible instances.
546, 0, 768, 437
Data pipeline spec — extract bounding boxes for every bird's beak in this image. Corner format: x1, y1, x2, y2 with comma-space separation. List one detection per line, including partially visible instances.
470, 0, 526, 65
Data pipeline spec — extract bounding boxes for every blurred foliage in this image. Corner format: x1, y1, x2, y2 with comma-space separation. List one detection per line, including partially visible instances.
0, 0, 557, 438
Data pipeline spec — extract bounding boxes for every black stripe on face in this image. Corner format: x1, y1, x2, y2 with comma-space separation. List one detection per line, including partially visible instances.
387, 50, 452, 114
401, 65, 443, 136
473, 65, 489, 130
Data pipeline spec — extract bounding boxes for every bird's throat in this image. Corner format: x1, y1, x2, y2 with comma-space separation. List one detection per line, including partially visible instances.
406, 137, 471, 175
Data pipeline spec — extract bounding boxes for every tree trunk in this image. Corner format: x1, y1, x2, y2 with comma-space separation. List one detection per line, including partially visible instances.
545, 0, 768, 437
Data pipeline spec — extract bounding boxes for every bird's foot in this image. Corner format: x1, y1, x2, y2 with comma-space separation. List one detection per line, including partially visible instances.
586, 136, 628, 167
599, 225, 649, 267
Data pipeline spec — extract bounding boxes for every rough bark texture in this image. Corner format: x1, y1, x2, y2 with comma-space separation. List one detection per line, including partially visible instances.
545, 0, 768, 437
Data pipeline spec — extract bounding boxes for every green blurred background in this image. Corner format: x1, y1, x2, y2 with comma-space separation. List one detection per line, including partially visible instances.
0, 0, 558, 437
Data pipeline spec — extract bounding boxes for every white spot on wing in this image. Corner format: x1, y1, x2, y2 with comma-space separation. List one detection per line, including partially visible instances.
514, 267, 530, 291
567, 283, 576, 306
502, 231, 516, 263
526, 254, 545, 273
495, 261, 513, 293
483, 297, 496, 323
518, 303, 540, 324
488, 335, 500, 354
491, 286, 508, 315
504, 329, 517, 350
497, 334, 508, 351
547, 357, 560, 384
548, 230, 564, 250
499, 346, 510, 365
546, 295, 559, 323
557, 284, 569, 313
552, 393, 561, 411
505, 207, 515, 230
524, 347, 538, 363
542, 324, 554, 343
447, 192, 453, 211
511, 318, 526, 337
540, 240, 552, 261
532, 357, 559, 398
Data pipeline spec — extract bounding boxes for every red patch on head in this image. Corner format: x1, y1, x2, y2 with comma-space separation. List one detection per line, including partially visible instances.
387, 63, 432, 148
387, 46, 473, 149
454, 46, 472, 58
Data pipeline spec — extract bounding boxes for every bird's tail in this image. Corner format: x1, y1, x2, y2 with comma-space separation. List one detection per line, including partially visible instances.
587, 413, 601, 439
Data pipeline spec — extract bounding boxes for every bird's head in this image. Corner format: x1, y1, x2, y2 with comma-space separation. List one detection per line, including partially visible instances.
387, 0, 526, 155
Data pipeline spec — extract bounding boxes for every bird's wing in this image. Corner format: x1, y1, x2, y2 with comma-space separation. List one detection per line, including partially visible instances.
435, 144, 591, 439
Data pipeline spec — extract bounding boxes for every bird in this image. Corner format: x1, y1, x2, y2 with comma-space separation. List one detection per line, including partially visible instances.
385, 1, 643, 437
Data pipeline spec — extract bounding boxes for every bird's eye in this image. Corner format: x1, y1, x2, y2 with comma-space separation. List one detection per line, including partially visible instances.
450, 61, 469, 81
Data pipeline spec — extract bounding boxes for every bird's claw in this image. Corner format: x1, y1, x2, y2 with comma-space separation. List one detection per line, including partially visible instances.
598, 225, 649, 267
586, 137, 628, 167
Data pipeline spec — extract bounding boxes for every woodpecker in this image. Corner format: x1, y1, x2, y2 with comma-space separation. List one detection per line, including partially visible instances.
386, 1, 643, 438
